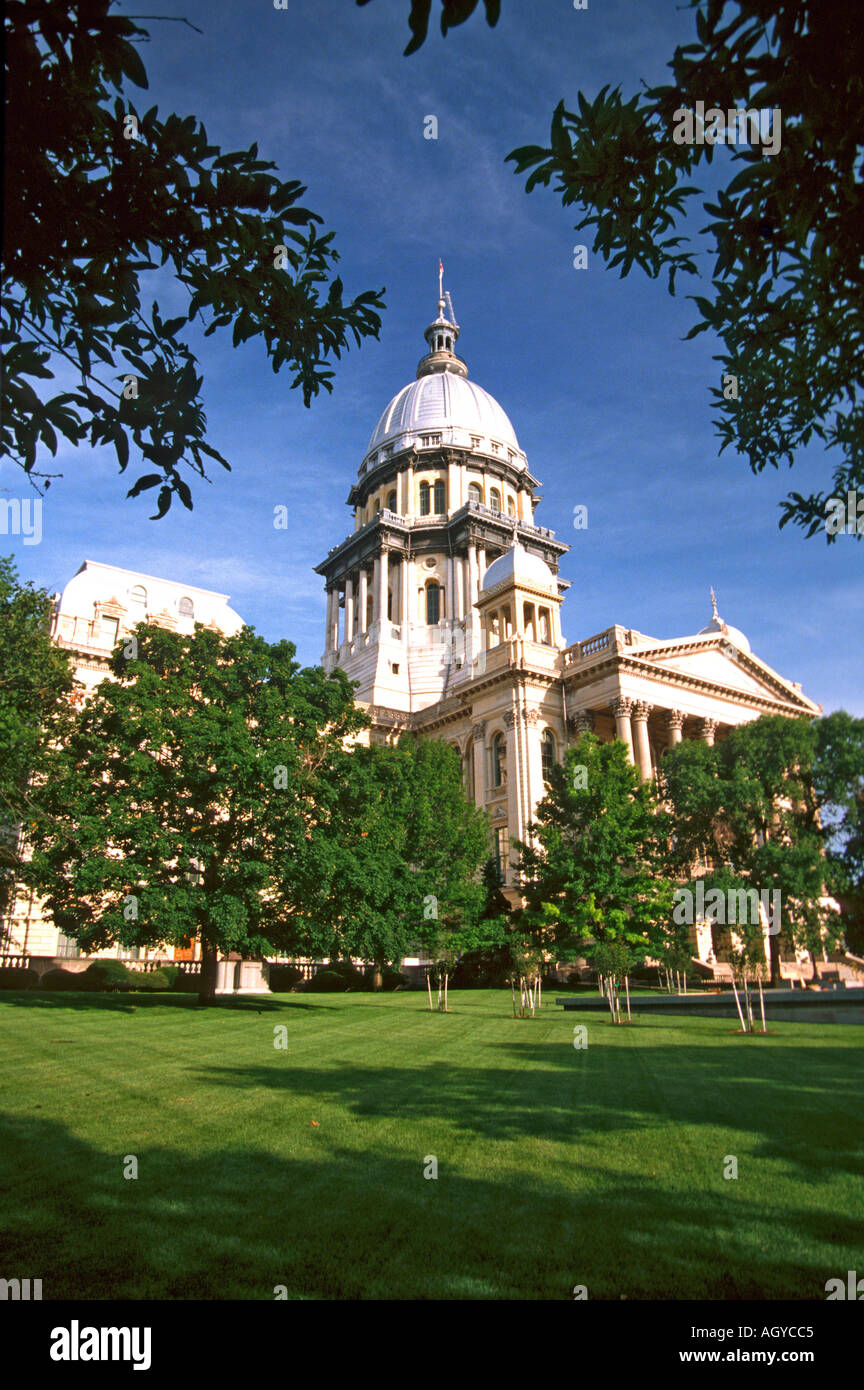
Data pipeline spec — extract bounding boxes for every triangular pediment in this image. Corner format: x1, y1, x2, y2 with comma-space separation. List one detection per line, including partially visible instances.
626, 636, 818, 713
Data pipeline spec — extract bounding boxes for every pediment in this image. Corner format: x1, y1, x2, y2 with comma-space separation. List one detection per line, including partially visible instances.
628, 638, 817, 711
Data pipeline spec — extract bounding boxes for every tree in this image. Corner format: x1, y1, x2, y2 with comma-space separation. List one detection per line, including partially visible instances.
28, 622, 367, 1002
813, 711, 864, 953
291, 735, 489, 992
370, 0, 864, 543
517, 733, 676, 976
357, 0, 501, 56
660, 714, 842, 988
0, 557, 76, 936
585, 937, 644, 1024
3, 0, 384, 514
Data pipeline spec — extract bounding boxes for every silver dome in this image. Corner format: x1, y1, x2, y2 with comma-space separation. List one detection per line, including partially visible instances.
366, 372, 522, 459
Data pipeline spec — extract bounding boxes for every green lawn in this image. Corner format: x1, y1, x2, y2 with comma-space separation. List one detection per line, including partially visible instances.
0, 989, 861, 1300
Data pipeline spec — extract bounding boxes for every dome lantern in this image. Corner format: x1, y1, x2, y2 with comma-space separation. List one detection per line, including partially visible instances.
417, 261, 468, 380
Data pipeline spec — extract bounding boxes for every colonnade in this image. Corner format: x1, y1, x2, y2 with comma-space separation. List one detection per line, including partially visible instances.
324, 542, 493, 653
572, 703, 720, 781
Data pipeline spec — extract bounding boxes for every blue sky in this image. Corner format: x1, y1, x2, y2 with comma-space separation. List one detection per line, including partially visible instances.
5, 0, 862, 713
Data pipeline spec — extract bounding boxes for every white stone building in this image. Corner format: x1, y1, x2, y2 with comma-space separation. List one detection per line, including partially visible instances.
3, 561, 261, 989
316, 287, 825, 974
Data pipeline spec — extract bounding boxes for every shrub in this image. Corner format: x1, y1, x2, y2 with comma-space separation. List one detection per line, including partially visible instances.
133, 968, 170, 991
308, 968, 351, 993
41, 967, 83, 990
82, 960, 136, 992
0, 967, 39, 990
450, 946, 511, 989
380, 969, 410, 991
170, 968, 201, 993
269, 964, 304, 992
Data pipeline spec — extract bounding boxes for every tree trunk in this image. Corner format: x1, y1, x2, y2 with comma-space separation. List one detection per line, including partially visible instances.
426, 970, 434, 1012
730, 974, 747, 1032
372, 963, 383, 992
198, 942, 219, 1005
767, 924, 781, 987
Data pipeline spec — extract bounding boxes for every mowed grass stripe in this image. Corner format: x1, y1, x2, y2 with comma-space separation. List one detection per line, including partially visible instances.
1, 989, 861, 1299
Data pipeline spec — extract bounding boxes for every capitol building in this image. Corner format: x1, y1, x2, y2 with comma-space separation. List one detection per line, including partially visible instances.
3, 286, 828, 983
315, 286, 820, 960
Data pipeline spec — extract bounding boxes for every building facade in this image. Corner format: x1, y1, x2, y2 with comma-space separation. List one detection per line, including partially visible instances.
2, 561, 264, 989
316, 289, 825, 975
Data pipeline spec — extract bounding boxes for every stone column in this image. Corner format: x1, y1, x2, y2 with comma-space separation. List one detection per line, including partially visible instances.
400, 557, 409, 629
523, 708, 544, 842
699, 717, 718, 746
665, 709, 685, 747
378, 548, 389, 626
325, 587, 338, 652
477, 547, 487, 585
611, 696, 635, 763
405, 461, 419, 517
447, 554, 456, 623
358, 568, 368, 635
503, 708, 522, 853
631, 701, 654, 781
454, 554, 465, 620
371, 556, 380, 624
344, 576, 354, 642
569, 709, 594, 740
447, 458, 461, 513
471, 722, 486, 810
467, 544, 479, 612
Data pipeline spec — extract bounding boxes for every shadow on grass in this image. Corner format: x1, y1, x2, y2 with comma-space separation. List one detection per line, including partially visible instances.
0, 1109, 858, 1301
0, 991, 334, 1014
184, 1033, 864, 1183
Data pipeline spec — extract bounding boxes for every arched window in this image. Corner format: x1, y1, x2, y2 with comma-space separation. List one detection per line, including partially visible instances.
419, 481, 431, 516
387, 490, 397, 513
426, 582, 441, 625
178, 596, 194, 618
130, 585, 147, 608
490, 488, 501, 513
541, 729, 556, 782
491, 732, 506, 788
507, 495, 516, 516
468, 483, 482, 504
433, 479, 446, 513
446, 337, 452, 350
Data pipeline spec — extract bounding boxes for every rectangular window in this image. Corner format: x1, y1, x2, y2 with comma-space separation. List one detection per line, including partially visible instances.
99, 615, 119, 647
56, 934, 81, 959
494, 827, 509, 883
